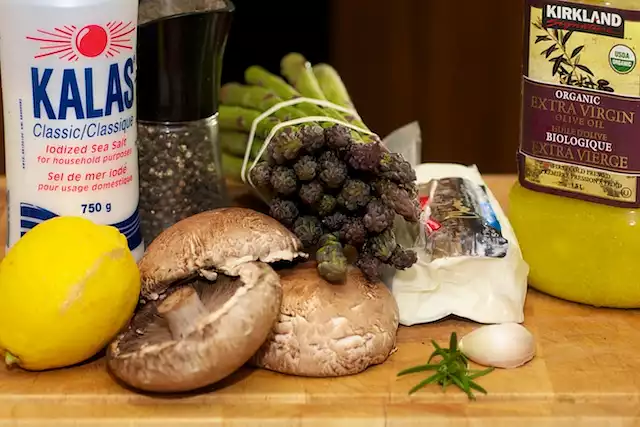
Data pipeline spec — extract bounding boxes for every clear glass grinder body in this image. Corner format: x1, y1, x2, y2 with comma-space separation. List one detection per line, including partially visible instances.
137, 116, 225, 244
510, 0, 640, 307
0, 0, 144, 260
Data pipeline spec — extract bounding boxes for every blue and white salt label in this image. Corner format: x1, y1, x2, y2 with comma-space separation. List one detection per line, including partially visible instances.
0, 0, 144, 260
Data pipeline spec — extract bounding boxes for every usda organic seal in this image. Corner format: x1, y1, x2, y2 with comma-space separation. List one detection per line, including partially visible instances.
609, 44, 636, 74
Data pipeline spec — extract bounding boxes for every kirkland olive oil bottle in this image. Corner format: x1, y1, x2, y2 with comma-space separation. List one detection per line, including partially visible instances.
510, 0, 640, 307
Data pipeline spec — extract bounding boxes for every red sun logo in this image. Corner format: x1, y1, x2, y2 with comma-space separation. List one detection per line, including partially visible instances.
27, 21, 135, 62
76, 25, 108, 57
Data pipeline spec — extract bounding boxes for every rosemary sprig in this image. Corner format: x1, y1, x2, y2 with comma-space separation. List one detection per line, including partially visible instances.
397, 332, 494, 400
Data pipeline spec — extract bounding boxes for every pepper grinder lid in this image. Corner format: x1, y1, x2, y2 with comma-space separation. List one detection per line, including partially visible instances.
137, 0, 235, 123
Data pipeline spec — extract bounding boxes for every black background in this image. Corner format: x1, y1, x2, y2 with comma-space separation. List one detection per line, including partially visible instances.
221, 0, 330, 83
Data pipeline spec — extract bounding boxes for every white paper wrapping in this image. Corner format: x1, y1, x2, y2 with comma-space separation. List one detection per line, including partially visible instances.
390, 163, 530, 326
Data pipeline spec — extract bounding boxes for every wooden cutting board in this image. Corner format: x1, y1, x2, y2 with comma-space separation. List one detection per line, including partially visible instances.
0, 175, 639, 427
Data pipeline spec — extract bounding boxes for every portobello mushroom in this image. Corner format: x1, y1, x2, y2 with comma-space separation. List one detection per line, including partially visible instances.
107, 207, 307, 393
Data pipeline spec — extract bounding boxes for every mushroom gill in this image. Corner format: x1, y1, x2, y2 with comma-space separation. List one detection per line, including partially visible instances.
115, 276, 246, 354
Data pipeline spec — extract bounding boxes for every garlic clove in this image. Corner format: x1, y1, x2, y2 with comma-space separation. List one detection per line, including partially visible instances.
458, 323, 536, 369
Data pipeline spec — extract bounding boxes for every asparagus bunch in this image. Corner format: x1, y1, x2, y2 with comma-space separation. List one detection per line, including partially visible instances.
219, 53, 418, 282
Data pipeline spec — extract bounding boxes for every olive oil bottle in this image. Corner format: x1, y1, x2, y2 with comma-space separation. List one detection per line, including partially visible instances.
510, 0, 640, 307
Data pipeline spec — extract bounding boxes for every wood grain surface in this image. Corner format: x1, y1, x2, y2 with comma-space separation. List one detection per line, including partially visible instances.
0, 175, 639, 427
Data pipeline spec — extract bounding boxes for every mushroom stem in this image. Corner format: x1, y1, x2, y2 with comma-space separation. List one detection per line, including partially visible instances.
157, 286, 208, 340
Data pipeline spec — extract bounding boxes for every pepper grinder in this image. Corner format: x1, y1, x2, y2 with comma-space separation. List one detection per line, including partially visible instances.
136, 0, 234, 245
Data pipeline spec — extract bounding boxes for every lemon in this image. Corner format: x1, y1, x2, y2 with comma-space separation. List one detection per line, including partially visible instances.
0, 216, 141, 371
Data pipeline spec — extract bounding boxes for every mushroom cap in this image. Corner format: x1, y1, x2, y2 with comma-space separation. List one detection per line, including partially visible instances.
107, 261, 282, 393
138, 207, 306, 300
251, 262, 399, 377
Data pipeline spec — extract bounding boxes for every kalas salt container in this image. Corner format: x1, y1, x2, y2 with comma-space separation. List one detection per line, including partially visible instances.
0, 0, 144, 260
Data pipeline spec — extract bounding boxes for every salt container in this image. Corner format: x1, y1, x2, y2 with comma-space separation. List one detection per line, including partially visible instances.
0, 0, 144, 260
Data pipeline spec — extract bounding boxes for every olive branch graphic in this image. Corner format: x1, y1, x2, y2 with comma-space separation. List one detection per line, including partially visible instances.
533, 19, 614, 93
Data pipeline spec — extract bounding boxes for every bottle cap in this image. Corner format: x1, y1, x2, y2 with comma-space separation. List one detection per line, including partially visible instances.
136, 1, 234, 123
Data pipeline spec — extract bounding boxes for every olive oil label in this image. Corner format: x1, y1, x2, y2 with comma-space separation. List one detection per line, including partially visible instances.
519, 0, 640, 207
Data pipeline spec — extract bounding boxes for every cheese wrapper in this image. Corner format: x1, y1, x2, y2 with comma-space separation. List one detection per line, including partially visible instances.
390, 163, 529, 325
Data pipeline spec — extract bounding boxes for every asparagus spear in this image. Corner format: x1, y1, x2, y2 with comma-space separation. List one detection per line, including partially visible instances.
221, 83, 326, 153
280, 53, 328, 101
312, 63, 356, 113
220, 130, 263, 159
219, 105, 279, 139
281, 53, 369, 131
222, 152, 244, 182
220, 83, 309, 122
245, 66, 345, 122
219, 105, 323, 164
